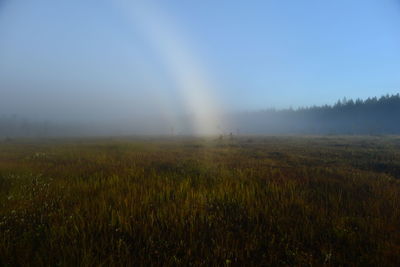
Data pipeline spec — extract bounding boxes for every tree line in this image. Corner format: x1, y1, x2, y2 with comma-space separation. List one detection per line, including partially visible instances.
232, 94, 400, 135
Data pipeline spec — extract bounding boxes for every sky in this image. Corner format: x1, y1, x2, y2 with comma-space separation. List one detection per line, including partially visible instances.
1, 0, 400, 125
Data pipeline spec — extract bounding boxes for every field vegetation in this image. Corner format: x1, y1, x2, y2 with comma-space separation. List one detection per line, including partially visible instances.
1, 136, 400, 266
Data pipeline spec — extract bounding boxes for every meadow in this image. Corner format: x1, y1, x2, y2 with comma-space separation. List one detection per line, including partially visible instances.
1, 136, 400, 266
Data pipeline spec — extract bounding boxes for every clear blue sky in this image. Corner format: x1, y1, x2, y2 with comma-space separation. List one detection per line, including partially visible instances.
1, 0, 400, 119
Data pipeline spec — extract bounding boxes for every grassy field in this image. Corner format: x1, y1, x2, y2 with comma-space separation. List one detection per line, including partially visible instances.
1, 136, 400, 266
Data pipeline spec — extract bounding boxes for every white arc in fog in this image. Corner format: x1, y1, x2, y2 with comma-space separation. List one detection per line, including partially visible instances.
114, 0, 221, 135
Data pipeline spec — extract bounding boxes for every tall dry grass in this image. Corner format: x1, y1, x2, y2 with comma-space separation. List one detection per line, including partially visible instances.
1, 136, 400, 266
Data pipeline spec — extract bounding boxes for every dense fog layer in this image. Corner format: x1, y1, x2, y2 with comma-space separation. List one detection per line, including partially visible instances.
1, 94, 400, 137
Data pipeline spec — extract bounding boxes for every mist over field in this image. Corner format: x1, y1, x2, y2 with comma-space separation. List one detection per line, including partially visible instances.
1, 94, 400, 137
3, 2, 400, 266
